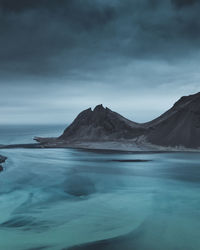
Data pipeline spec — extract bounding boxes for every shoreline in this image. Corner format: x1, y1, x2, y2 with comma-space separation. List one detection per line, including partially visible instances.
1, 141, 200, 153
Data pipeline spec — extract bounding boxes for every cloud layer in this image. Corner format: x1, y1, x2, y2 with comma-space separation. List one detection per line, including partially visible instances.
1, 0, 200, 124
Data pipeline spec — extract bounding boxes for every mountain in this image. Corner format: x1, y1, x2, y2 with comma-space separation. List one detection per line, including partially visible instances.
35, 92, 200, 150
146, 92, 200, 148
59, 104, 146, 141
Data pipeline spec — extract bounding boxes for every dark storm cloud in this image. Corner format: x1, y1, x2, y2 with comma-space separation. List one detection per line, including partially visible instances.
0, 0, 119, 80
1, 0, 200, 124
171, 0, 198, 9
0, 0, 200, 80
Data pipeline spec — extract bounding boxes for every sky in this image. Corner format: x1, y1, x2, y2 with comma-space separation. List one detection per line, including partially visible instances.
1, 0, 200, 124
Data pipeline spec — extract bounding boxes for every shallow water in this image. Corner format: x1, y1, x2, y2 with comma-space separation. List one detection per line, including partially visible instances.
1, 125, 200, 250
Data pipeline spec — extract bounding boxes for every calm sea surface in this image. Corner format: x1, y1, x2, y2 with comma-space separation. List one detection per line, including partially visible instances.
1, 125, 200, 250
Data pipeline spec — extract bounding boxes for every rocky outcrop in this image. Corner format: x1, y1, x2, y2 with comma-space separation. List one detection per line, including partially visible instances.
0, 155, 7, 163
0, 155, 7, 172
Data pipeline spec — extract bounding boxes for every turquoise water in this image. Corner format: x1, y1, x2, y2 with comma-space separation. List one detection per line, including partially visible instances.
1, 126, 200, 250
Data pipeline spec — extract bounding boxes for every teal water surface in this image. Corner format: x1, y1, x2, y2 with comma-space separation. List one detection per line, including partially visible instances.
0, 125, 200, 250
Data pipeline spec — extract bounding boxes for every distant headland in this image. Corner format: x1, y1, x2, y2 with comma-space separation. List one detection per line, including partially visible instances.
2, 92, 200, 152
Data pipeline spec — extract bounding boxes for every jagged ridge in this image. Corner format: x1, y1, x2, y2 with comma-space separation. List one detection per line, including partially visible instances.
59, 104, 146, 141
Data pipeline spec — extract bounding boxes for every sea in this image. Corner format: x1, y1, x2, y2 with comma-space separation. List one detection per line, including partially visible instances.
0, 125, 200, 250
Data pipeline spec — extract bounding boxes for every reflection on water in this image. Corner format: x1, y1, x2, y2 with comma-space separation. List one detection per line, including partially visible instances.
0, 126, 200, 250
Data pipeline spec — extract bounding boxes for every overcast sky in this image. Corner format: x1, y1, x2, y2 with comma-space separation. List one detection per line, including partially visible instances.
1, 0, 200, 124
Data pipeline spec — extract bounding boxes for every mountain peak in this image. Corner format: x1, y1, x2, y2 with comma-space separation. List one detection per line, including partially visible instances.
93, 104, 107, 112
59, 104, 143, 141
94, 104, 103, 109
173, 92, 200, 109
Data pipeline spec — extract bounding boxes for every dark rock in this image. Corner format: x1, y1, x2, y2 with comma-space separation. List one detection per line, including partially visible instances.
0, 155, 7, 163
0, 155, 7, 172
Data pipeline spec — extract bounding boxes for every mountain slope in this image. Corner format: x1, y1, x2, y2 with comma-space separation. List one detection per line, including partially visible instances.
59, 104, 146, 141
146, 92, 200, 148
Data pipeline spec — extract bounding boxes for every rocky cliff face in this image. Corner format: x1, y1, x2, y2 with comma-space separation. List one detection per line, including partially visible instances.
59, 104, 146, 141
